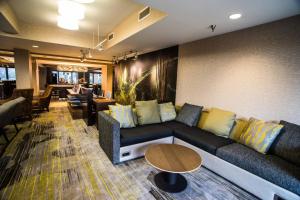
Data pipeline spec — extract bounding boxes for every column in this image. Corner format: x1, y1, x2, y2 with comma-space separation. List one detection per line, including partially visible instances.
14, 49, 32, 89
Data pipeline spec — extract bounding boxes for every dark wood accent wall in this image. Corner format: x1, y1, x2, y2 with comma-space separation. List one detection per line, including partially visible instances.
114, 46, 178, 104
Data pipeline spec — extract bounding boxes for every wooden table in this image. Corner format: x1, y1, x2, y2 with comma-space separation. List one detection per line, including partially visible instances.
93, 98, 116, 111
145, 144, 202, 193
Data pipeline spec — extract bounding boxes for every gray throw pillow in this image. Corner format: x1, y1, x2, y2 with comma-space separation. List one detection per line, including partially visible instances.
175, 103, 203, 127
270, 120, 300, 166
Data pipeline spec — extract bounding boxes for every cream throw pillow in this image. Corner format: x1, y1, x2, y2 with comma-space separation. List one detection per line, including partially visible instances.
159, 102, 176, 122
135, 100, 161, 125
108, 105, 135, 128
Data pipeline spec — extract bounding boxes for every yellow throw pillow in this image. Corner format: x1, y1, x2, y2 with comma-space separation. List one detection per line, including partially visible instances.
175, 105, 182, 114
229, 118, 249, 142
202, 108, 236, 138
239, 119, 283, 154
197, 110, 210, 129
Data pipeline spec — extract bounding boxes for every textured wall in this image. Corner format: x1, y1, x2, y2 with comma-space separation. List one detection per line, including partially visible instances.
176, 15, 300, 124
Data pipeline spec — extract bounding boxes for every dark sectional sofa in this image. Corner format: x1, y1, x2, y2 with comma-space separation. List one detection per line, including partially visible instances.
98, 112, 300, 200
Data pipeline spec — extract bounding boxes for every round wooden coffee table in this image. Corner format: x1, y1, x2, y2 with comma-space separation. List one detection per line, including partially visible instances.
145, 144, 202, 193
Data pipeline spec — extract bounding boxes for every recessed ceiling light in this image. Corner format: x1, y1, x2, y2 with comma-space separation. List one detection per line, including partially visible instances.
72, 0, 94, 3
57, 16, 79, 30
32, 45, 39, 48
229, 13, 242, 20
58, 0, 85, 20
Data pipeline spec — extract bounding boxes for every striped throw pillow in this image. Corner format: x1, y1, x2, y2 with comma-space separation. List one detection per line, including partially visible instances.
108, 105, 135, 128
239, 118, 283, 154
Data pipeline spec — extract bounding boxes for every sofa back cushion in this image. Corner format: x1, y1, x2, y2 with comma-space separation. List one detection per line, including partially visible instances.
159, 102, 176, 122
135, 100, 161, 125
229, 118, 249, 142
270, 120, 300, 166
202, 108, 236, 138
175, 103, 203, 127
239, 118, 283, 154
108, 105, 136, 128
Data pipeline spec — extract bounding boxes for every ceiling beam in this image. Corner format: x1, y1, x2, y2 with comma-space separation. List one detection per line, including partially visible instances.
0, 0, 19, 34
35, 59, 106, 68
103, 6, 166, 50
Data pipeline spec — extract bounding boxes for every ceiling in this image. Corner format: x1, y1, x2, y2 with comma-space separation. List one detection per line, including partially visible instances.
1, 0, 300, 60
100, 0, 300, 58
0, 35, 109, 60
7, 0, 142, 36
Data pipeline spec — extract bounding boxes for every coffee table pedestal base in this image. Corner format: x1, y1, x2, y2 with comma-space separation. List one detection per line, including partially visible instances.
154, 172, 187, 193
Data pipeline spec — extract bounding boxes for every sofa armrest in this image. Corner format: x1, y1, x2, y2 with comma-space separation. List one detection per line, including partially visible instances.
98, 111, 121, 164
0, 98, 13, 105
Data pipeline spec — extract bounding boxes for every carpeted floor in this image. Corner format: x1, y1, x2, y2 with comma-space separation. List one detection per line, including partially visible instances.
0, 102, 258, 200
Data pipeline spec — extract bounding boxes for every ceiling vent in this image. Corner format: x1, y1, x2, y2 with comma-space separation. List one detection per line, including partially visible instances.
108, 33, 114, 41
138, 6, 151, 21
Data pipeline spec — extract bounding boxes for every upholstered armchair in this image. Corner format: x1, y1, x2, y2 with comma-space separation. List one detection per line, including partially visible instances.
0, 97, 26, 142
0, 88, 34, 119
32, 86, 53, 111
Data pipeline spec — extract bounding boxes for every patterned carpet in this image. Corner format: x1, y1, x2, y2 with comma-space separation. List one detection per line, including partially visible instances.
0, 102, 258, 200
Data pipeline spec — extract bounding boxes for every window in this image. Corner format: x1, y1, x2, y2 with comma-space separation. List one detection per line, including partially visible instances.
57, 71, 78, 84
0, 67, 16, 81
94, 73, 101, 84
89, 72, 101, 84
7, 68, 16, 80
0, 67, 6, 81
72, 72, 78, 84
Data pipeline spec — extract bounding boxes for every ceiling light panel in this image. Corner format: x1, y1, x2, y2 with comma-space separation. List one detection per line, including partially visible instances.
57, 16, 79, 30
72, 0, 95, 3
58, 0, 85, 20
229, 13, 242, 20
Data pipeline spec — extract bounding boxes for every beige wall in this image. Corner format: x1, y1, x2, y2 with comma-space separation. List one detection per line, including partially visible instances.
176, 15, 300, 124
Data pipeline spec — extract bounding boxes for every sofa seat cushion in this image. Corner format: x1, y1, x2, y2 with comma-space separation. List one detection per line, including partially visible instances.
270, 120, 300, 166
164, 121, 234, 154
120, 124, 173, 147
216, 143, 300, 195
